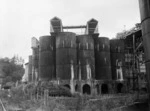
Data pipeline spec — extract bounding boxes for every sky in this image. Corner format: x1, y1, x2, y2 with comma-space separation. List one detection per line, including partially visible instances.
0, 0, 141, 62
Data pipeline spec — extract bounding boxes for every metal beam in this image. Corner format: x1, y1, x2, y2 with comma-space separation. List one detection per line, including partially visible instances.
63, 25, 86, 29
135, 42, 143, 52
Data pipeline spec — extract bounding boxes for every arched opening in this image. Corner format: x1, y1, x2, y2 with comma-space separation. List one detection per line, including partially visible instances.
83, 84, 91, 95
117, 83, 123, 93
75, 84, 78, 92
96, 84, 100, 94
64, 84, 70, 90
141, 87, 147, 93
101, 84, 108, 94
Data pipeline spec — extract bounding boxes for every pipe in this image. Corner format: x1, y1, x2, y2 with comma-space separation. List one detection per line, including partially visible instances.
133, 34, 135, 91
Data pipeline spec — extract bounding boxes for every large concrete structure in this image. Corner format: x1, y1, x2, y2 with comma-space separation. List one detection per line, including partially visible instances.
25, 17, 147, 95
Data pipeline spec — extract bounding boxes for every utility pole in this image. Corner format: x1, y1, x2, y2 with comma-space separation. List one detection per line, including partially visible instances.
138, 0, 150, 110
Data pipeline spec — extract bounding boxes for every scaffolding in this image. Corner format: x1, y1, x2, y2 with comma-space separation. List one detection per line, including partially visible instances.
124, 29, 146, 92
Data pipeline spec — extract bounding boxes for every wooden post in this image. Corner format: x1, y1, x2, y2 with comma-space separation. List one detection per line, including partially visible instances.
44, 89, 49, 106
37, 88, 39, 100
99, 84, 101, 95
46, 90, 49, 106
44, 90, 46, 106
30, 91, 32, 101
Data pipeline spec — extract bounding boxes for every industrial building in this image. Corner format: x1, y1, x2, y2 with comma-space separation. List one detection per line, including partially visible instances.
24, 17, 147, 95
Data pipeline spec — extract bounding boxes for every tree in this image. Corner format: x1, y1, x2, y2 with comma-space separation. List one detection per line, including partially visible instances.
1, 56, 25, 84
116, 23, 141, 39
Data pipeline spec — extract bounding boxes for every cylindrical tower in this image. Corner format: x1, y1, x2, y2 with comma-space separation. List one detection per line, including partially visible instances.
56, 32, 77, 80
39, 35, 55, 81
77, 35, 95, 80
110, 39, 125, 80
95, 37, 112, 80
139, 0, 150, 106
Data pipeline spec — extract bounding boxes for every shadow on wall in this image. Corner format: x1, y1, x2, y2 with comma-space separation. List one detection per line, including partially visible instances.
96, 84, 100, 94
122, 103, 148, 111
64, 84, 70, 90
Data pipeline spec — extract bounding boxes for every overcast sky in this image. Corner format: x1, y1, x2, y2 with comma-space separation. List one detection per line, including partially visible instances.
0, 0, 140, 62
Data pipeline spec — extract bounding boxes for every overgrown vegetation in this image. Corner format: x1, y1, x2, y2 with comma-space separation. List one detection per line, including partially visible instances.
0, 55, 24, 85
0, 85, 147, 111
116, 23, 141, 39
0, 82, 73, 110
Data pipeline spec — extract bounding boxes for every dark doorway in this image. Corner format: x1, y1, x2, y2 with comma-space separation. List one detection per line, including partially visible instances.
64, 84, 70, 90
75, 84, 78, 92
101, 84, 108, 94
141, 87, 147, 93
117, 83, 123, 93
96, 84, 100, 94
83, 84, 91, 95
